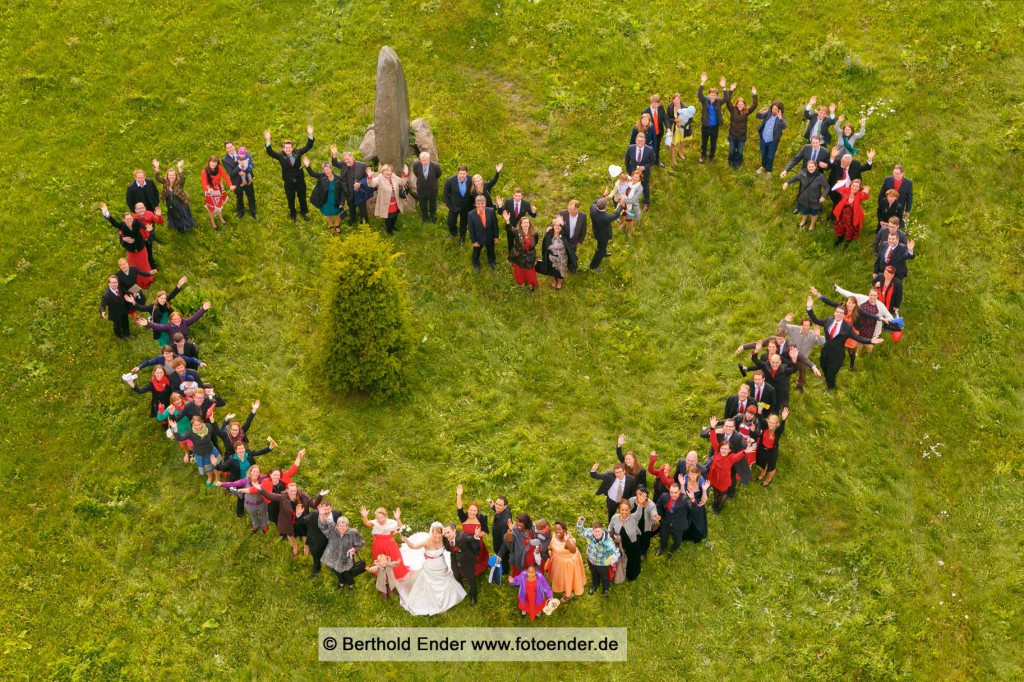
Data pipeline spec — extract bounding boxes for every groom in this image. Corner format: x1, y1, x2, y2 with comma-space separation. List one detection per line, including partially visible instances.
444, 524, 482, 606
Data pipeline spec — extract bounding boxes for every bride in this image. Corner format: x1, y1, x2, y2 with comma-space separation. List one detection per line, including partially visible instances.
396, 522, 466, 616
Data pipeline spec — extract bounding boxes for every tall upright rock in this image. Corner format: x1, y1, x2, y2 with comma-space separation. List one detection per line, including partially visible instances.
373, 46, 410, 171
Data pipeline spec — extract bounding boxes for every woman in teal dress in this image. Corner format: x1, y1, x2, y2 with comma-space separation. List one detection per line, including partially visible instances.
304, 158, 345, 233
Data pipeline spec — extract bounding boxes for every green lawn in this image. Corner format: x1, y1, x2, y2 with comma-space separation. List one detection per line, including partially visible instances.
1, 0, 1022, 679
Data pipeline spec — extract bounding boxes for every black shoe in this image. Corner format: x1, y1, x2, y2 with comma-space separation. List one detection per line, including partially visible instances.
473, 264, 481, 273
655, 548, 665, 557
603, 591, 610, 598
604, 251, 612, 257
823, 388, 831, 395
489, 263, 496, 270
588, 587, 596, 595
738, 363, 747, 377
312, 567, 321, 576
470, 597, 477, 606
236, 212, 245, 219
796, 385, 804, 394
250, 211, 258, 220
291, 215, 298, 223
667, 551, 675, 560
118, 336, 130, 343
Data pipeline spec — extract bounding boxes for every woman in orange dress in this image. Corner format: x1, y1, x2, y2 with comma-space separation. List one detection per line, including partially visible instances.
546, 521, 586, 601
455, 484, 490, 576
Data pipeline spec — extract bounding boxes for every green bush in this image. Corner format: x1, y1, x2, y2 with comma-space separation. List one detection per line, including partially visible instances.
320, 228, 413, 398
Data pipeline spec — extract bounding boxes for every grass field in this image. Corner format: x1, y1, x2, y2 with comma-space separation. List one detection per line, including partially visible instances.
1, 0, 1023, 679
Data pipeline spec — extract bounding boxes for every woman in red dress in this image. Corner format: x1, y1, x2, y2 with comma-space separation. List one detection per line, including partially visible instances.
359, 505, 410, 580
504, 214, 540, 291
455, 484, 490, 576
201, 156, 233, 230
509, 564, 553, 620
99, 203, 155, 290
832, 178, 870, 248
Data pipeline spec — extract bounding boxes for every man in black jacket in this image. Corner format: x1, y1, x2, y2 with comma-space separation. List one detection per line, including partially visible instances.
500, 188, 537, 252
223, 141, 257, 220
873, 232, 916, 279
697, 73, 727, 163
590, 461, 637, 521
558, 200, 587, 273
807, 296, 883, 393
827, 147, 875, 207
100, 275, 145, 340
303, 500, 341, 576
746, 369, 778, 415
330, 145, 370, 226
444, 524, 482, 606
642, 94, 668, 167
411, 151, 441, 224
263, 125, 314, 222
467, 195, 498, 272
877, 164, 913, 223
625, 134, 654, 209
442, 166, 473, 242
655, 484, 689, 558
126, 169, 160, 212
588, 195, 625, 272
801, 96, 837, 147
488, 496, 512, 567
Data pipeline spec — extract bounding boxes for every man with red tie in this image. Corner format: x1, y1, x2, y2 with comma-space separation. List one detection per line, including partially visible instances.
500, 188, 537, 253
643, 95, 668, 168
100, 275, 146, 341
806, 295, 883, 393
873, 232, 916, 280
724, 383, 752, 420
467, 195, 499, 272
746, 369, 778, 415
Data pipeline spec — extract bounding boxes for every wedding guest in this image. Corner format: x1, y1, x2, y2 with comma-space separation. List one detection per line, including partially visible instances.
607, 500, 644, 581
319, 513, 366, 590
126, 168, 159, 212
655, 483, 688, 557
832, 178, 870, 248
503, 513, 539, 578
222, 141, 256, 220
368, 553, 401, 599
681, 467, 711, 543
724, 83, 758, 169
264, 125, 315, 222
697, 73, 727, 163
200, 156, 234, 230
503, 213, 540, 291
782, 160, 829, 231
444, 523, 483, 606
509, 564, 553, 620
153, 159, 196, 233
575, 517, 620, 597
755, 101, 787, 175
366, 164, 410, 235
540, 218, 570, 291
303, 157, 345, 233
547, 521, 586, 601
99, 275, 146, 340
359, 505, 410, 579
330, 146, 370, 226
455, 484, 490, 576
411, 151, 442, 224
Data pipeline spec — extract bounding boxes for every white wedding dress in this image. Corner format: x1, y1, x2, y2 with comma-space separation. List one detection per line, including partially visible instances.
396, 533, 466, 616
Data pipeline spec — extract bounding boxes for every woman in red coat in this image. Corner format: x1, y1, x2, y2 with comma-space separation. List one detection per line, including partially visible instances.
708, 416, 755, 514
832, 178, 870, 248
201, 156, 234, 230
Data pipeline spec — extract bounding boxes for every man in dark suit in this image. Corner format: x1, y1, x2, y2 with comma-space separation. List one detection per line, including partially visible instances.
872, 218, 908, 256
303, 499, 341, 577
724, 384, 753, 421
330, 146, 370, 225
873, 232, 916, 279
223, 141, 257, 220
488, 496, 512, 567
655, 483, 689, 558
877, 164, 913, 222
589, 461, 637, 522
801, 97, 837, 147
467, 195, 499, 272
624, 133, 654, 209
588, 195, 624, 272
558, 200, 587, 274
750, 347, 800, 410
411, 151, 442, 224
807, 296, 883, 393
827, 147, 875, 207
746, 370, 778, 415
444, 524, 482, 606
643, 94, 668, 167
500, 188, 537, 252
263, 125, 314, 222
781, 135, 831, 177
442, 166, 473, 242
126, 169, 160, 212
100, 275, 144, 340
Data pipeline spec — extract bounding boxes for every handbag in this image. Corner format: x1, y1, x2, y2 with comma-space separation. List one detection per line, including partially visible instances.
350, 553, 367, 577
664, 128, 674, 147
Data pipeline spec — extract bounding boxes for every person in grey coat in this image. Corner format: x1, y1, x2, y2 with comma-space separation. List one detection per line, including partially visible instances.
782, 160, 830, 232
319, 515, 367, 589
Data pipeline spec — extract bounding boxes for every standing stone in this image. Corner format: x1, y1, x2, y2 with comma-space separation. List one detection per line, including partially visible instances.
359, 125, 377, 162
374, 46, 410, 171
